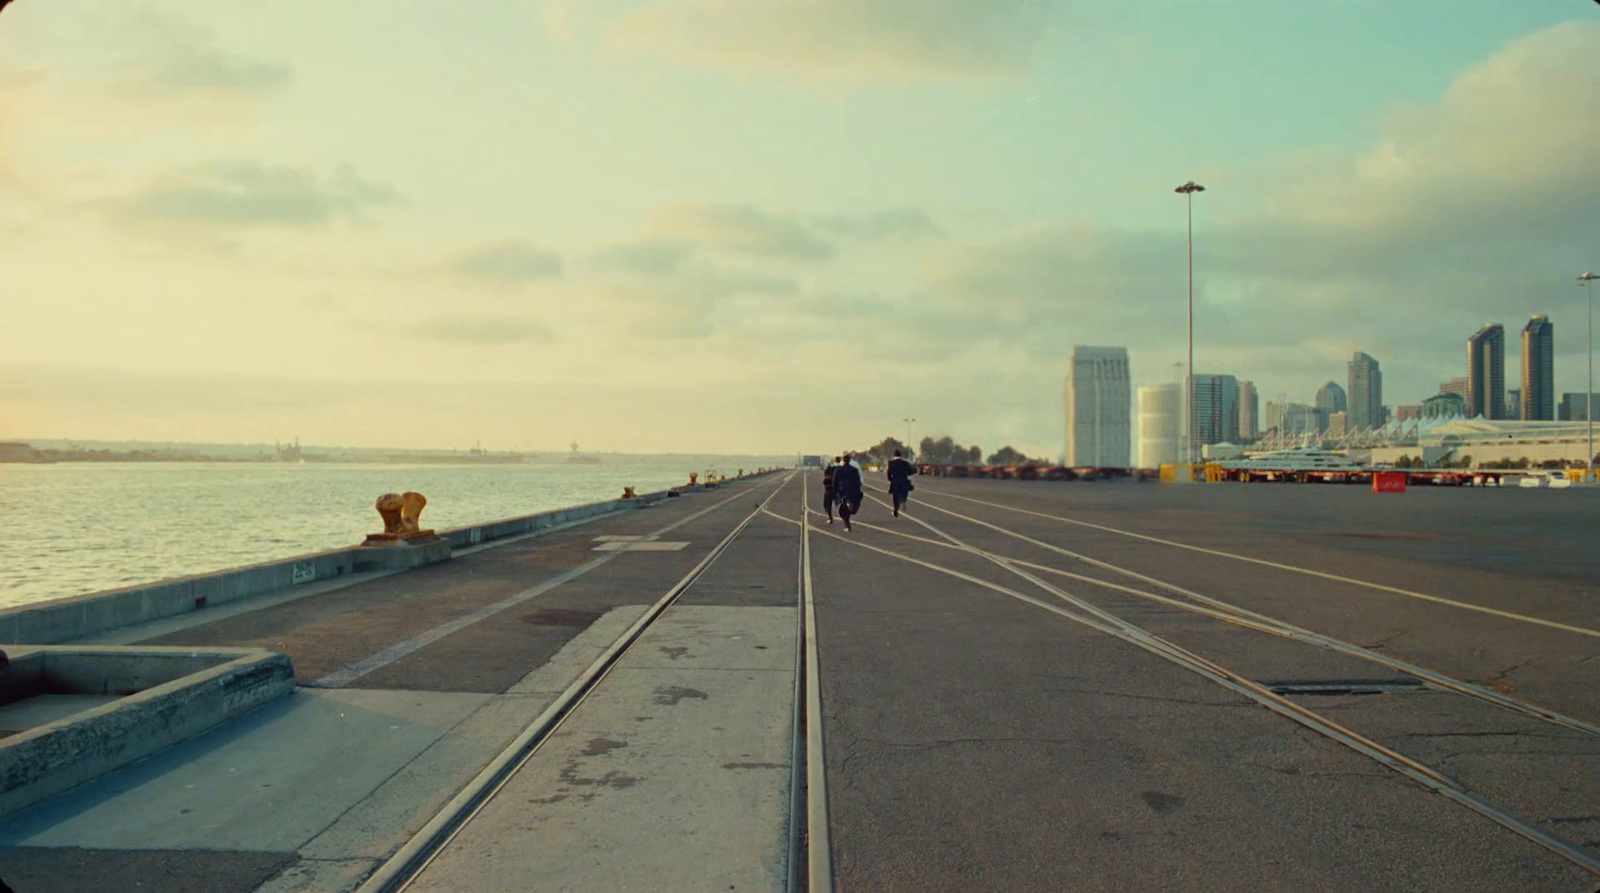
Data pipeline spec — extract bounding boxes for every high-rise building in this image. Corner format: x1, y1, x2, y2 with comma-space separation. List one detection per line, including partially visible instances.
1467, 324, 1505, 419
1326, 412, 1348, 437
1314, 381, 1347, 415
1238, 380, 1259, 441
1265, 401, 1320, 436
1348, 352, 1382, 430
1521, 315, 1554, 420
1065, 346, 1131, 467
1423, 393, 1467, 419
1191, 374, 1240, 446
1440, 377, 1470, 401
1395, 405, 1421, 422
1507, 388, 1522, 419
1314, 381, 1346, 433
1559, 392, 1600, 421
1136, 383, 1181, 468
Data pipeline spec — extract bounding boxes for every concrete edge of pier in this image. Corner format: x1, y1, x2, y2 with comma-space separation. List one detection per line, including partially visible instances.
0, 645, 297, 821
0, 472, 776, 647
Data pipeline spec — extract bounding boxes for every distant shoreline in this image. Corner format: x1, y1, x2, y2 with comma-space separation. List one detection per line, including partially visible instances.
0, 441, 786, 466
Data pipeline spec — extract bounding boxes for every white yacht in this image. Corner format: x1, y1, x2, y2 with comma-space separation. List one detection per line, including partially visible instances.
1220, 448, 1362, 472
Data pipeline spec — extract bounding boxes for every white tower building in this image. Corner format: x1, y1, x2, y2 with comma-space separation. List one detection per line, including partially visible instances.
1065, 346, 1131, 467
1137, 383, 1181, 468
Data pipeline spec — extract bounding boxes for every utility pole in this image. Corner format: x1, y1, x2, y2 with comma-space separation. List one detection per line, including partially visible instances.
1175, 181, 1206, 464
1581, 273, 1598, 480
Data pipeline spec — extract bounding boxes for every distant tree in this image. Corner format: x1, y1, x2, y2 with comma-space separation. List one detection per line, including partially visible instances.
1395, 455, 1413, 468
852, 437, 914, 465
913, 435, 994, 465
1457, 454, 1472, 468
987, 446, 1030, 466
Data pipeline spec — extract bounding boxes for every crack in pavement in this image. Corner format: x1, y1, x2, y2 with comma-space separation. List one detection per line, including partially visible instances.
856, 735, 1093, 751
1395, 730, 1579, 741
1031, 685, 1250, 708
1478, 659, 1535, 685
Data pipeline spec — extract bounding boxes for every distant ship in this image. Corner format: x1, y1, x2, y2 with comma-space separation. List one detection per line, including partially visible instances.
390, 441, 526, 464
565, 441, 601, 465
1221, 448, 1361, 472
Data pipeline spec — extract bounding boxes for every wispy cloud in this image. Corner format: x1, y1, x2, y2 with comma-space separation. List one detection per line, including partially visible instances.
105, 9, 292, 98
653, 203, 834, 262
606, 0, 1055, 84
447, 240, 565, 285
397, 316, 557, 344
588, 237, 697, 275
107, 161, 400, 229
812, 209, 944, 243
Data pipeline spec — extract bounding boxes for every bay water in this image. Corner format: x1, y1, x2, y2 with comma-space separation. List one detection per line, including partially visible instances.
0, 457, 784, 609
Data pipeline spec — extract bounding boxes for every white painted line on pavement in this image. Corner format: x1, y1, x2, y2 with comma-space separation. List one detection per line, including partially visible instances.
914, 486, 1600, 640
313, 487, 759, 689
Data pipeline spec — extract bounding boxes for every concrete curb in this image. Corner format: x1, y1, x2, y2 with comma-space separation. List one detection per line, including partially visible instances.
0, 645, 296, 820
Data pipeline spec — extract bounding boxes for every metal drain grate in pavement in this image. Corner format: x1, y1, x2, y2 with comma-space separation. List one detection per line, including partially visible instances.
1264, 679, 1429, 696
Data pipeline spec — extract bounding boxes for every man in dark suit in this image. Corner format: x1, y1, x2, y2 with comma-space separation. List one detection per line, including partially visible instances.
832, 452, 865, 532
886, 449, 917, 517
821, 456, 842, 524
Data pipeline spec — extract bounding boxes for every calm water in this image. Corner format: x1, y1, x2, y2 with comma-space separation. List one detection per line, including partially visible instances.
0, 458, 782, 608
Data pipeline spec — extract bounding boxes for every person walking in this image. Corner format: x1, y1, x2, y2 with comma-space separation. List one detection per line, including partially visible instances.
886, 449, 917, 517
821, 455, 842, 524
832, 452, 865, 532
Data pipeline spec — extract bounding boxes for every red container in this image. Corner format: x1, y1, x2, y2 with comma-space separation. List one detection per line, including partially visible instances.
1372, 471, 1408, 493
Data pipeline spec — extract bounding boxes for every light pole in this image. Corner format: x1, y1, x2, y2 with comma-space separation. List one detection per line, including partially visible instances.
1581, 273, 1598, 479
1175, 181, 1205, 464
903, 418, 917, 456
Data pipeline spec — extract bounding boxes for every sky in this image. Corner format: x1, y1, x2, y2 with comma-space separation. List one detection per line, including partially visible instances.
2, 0, 1597, 458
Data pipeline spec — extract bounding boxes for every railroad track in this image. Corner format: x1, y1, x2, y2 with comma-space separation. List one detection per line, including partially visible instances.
762, 480, 1600, 880
354, 471, 833, 893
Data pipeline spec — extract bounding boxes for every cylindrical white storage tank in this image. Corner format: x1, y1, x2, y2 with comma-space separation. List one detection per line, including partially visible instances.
1138, 383, 1181, 468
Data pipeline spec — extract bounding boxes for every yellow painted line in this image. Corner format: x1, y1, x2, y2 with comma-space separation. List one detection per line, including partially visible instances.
915, 487, 1600, 640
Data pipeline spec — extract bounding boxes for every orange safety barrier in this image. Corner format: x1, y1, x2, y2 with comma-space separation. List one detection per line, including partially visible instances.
1372, 471, 1408, 493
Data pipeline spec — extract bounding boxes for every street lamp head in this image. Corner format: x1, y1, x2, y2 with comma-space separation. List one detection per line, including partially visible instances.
1175, 181, 1205, 194
1580, 272, 1598, 283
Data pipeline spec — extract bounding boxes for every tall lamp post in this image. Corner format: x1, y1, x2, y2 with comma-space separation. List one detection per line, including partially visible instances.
903, 418, 917, 456
1581, 273, 1598, 480
1175, 181, 1206, 465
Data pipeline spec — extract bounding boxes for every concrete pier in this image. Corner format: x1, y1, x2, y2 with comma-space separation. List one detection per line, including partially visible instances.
0, 473, 1597, 892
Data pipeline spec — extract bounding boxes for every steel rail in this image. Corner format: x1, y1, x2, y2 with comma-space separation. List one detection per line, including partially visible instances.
807, 504, 1600, 877
355, 473, 799, 893
910, 486, 1600, 640
872, 492, 1600, 741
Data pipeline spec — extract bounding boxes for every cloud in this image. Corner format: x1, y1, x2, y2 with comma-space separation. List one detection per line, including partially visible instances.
397, 316, 557, 344
607, 0, 1055, 83
911, 21, 1600, 411
447, 240, 565, 284
591, 259, 800, 338
589, 237, 696, 275
812, 209, 944, 243
107, 161, 401, 229
104, 8, 292, 98
653, 203, 834, 262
